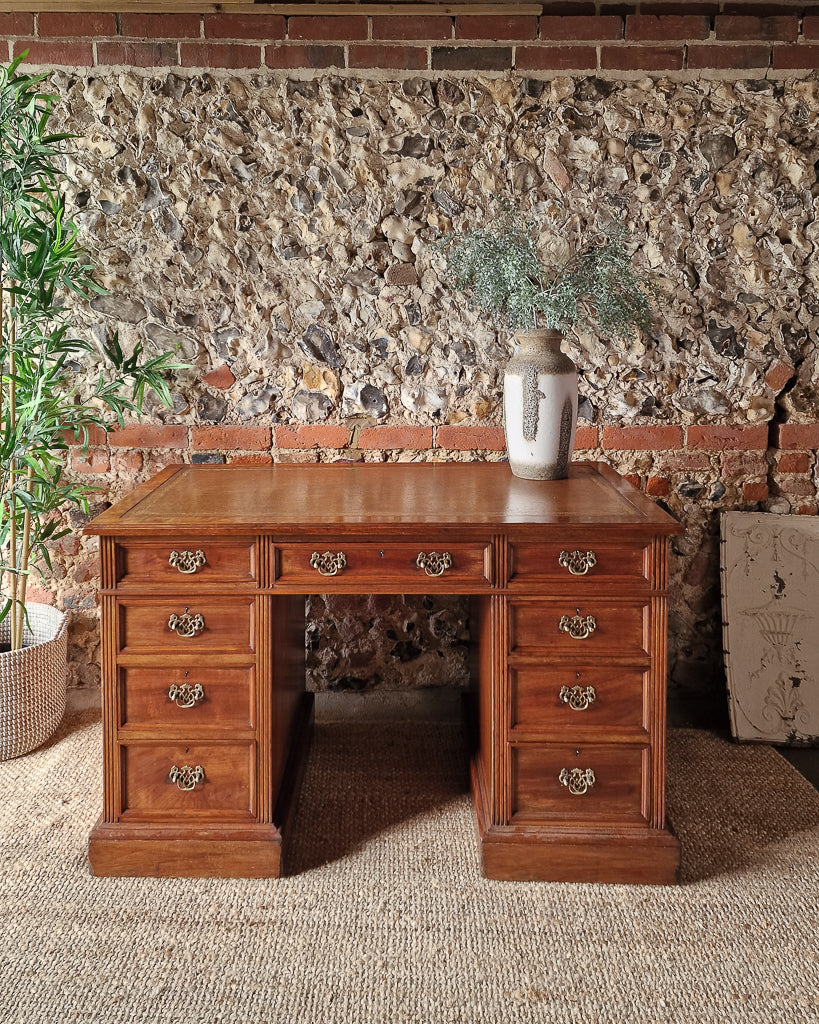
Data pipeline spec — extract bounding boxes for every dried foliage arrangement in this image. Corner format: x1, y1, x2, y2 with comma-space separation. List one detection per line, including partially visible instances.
436, 199, 657, 341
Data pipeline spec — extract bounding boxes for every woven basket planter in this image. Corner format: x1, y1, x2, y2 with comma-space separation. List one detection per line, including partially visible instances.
0, 603, 69, 761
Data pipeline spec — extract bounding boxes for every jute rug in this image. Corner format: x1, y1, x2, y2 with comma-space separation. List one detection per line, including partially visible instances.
1, 700, 818, 1024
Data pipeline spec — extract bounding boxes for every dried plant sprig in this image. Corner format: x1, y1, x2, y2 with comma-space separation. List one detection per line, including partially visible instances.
436, 199, 656, 341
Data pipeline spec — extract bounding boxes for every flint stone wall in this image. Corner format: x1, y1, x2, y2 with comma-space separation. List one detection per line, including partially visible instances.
41, 68, 818, 719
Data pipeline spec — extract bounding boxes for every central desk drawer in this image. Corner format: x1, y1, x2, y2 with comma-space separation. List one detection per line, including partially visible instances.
275, 542, 492, 590
120, 665, 255, 732
116, 598, 255, 654
509, 598, 651, 660
119, 741, 255, 821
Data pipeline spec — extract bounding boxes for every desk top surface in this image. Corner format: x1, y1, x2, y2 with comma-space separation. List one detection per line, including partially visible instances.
86, 462, 680, 536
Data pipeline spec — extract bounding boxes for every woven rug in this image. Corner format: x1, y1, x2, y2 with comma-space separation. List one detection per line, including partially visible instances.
1, 700, 818, 1024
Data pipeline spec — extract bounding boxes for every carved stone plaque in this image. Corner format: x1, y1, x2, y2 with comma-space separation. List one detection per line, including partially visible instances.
721, 512, 819, 745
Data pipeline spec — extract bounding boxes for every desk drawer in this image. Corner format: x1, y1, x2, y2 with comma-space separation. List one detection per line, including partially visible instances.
117, 598, 255, 654
510, 665, 647, 733
116, 538, 257, 586
275, 541, 492, 590
119, 665, 255, 732
509, 598, 650, 660
511, 743, 649, 825
119, 741, 255, 821
509, 538, 650, 587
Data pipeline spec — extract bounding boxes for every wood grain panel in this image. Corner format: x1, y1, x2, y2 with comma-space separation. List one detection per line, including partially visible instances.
509, 664, 648, 734
119, 665, 255, 732
120, 742, 255, 821
509, 598, 651, 659
275, 541, 492, 592
508, 537, 650, 588
116, 597, 255, 654
511, 743, 649, 825
116, 538, 257, 588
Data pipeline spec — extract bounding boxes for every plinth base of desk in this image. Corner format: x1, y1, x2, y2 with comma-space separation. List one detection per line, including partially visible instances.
88, 821, 287, 878
471, 759, 681, 885
89, 695, 315, 879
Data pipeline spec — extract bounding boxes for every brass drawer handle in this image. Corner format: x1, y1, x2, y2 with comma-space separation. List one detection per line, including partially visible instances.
416, 551, 453, 577
558, 549, 597, 576
168, 682, 205, 708
559, 767, 596, 796
559, 684, 597, 711
559, 609, 597, 640
168, 764, 205, 791
168, 549, 207, 574
168, 609, 205, 638
310, 551, 347, 576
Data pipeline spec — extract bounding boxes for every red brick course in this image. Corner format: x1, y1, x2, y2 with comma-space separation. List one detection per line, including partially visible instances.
358, 426, 434, 450
274, 425, 350, 450
773, 423, 819, 450
600, 45, 684, 70
431, 46, 512, 71
106, 425, 188, 449
715, 15, 798, 42
37, 13, 115, 37
371, 15, 451, 40
287, 16, 368, 41
516, 45, 597, 70
0, 13, 33, 34
721, 451, 769, 477
804, 16, 819, 40
743, 482, 769, 502
97, 42, 179, 68
266, 45, 345, 69
574, 426, 599, 450
192, 426, 271, 451
540, 15, 623, 40
180, 42, 261, 68
625, 15, 710, 40
120, 14, 200, 38
777, 452, 811, 474
601, 425, 684, 451
436, 426, 506, 451
455, 15, 539, 40
687, 42, 771, 69
773, 45, 819, 69
349, 45, 427, 70
205, 15, 285, 40
13, 40, 93, 65
686, 424, 769, 451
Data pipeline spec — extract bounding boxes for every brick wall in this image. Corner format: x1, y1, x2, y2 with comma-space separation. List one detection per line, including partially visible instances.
2, 7, 819, 74
58, 421, 816, 520
3, 2, 817, 713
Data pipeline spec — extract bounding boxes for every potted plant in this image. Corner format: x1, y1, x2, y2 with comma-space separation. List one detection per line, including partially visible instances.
436, 200, 656, 480
0, 54, 182, 759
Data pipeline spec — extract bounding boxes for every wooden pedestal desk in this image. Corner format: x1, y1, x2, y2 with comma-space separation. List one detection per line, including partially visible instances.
86, 461, 682, 884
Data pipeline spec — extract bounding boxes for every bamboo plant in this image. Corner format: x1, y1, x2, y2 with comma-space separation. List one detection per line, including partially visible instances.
1, 54, 182, 651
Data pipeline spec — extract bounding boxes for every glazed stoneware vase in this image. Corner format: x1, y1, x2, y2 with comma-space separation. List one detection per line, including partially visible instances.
503, 328, 578, 480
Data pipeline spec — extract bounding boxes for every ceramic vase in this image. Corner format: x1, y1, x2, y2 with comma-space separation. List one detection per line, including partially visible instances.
503, 328, 578, 481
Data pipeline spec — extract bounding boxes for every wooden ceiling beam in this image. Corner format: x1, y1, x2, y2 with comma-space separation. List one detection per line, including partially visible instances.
0, 3, 544, 13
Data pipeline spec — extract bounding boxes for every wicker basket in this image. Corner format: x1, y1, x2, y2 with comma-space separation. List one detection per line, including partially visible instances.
0, 603, 69, 761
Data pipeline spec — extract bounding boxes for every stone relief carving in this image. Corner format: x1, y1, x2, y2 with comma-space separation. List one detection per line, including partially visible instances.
721, 512, 819, 744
